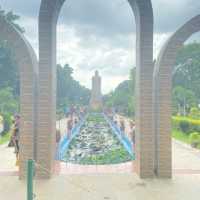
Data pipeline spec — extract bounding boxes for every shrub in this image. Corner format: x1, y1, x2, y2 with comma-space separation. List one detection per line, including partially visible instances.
190, 107, 200, 119
179, 120, 190, 133
189, 132, 200, 148
172, 116, 200, 133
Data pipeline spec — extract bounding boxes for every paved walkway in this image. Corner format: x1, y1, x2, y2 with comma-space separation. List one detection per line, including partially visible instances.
173, 139, 200, 174
1, 116, 200, 199
0, 173, 200, 200
0, 143, 18, 175
0, 145, 200, 200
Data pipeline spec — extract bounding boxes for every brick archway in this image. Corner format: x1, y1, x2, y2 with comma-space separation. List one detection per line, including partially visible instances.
0, 17, 38, 178
153, 15, 200, 178
38, 0, 154, 178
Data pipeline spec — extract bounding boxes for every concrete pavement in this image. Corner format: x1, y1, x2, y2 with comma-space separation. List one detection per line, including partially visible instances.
0, 173, 200, 200
0, 143, 18, 173
1, 115, 200, 199
0, 139, 200, 199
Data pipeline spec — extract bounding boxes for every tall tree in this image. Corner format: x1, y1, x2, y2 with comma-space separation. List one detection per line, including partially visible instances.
57, 64, 90, 111
0, 7, 24, 97
104, 68, 136, 116
0, 87, 18, 114
174, 43, 200, 102
0, 41, 19, 96
172, 86, 196, 115
0, 6, 24, 33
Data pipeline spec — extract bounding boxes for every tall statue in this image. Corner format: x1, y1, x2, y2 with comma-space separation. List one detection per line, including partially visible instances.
90, 70, 103, 110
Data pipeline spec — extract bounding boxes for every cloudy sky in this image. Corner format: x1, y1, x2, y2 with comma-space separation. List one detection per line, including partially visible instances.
0, 0, 200, 93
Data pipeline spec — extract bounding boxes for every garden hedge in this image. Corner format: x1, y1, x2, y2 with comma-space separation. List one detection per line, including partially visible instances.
172, 116, 200, 134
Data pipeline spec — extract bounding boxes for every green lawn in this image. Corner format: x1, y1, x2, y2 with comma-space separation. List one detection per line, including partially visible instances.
172, 130, 191, 144
0, 132, 11, 145
172, 129, 200, 149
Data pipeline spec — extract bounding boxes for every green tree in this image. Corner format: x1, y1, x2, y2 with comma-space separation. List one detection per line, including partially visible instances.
104, 67, 136, 117
174, 43, 200, 102
0, 6, 24, 33
0, 87, 18, 114
0, 7, 24, 97
172, 86, 196, 116
189, 107, 200, 119
57, 64, 90, 111
0, 41, 19, 96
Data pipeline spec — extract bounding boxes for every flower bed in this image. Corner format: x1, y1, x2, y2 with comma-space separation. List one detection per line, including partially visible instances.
62, 113, 134, 164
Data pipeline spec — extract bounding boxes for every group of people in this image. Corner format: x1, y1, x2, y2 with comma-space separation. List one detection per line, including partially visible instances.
65, 105, 87, 119
65, 105, 87, 139
118, 117, 136, 144
104, 107, 136, 145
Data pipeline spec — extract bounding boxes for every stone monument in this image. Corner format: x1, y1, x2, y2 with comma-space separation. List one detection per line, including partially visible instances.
90, 71, 103, 110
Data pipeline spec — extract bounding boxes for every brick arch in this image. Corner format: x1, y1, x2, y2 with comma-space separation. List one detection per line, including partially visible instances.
153, 15, 200, 178
38, 0, 154, 178
0, 16, 38, 178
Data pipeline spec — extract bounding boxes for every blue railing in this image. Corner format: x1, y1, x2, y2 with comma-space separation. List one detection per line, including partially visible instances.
103, 113, 134, 157
57, 116, 87, 160
57, 113, 134, 160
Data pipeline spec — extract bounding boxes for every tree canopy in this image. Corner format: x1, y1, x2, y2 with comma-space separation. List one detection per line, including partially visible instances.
104, 68, 135, 116
173, 42, 200, 102
0, 7, 23, 98
0, 7, 91, 116
0, 6, 24, 33
105, 42, 200, 117
57, 64, 91, 111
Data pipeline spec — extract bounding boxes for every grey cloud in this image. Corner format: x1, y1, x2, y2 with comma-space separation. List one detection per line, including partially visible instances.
60, 0, 135, 36
0, 0, 40, 18
1, 0, 200, 37
1, 0, 199, 92
74, 25, 136, 51
153, 0, 200, 33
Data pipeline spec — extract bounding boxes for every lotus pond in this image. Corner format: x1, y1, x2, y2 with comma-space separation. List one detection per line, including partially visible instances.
62, 113, 134, 165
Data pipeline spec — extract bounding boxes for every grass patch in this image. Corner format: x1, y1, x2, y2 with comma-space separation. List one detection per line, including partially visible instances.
0, 132, 11, 145
78, 147, 134, 165
87, 113, 105, 123
172, 129, 190, 144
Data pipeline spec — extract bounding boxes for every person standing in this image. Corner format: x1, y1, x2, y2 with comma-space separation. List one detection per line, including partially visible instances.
12, 115, 20, 166
129, 121, 136, 150
67, 119, 73, 139
120, 118, 125, 138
